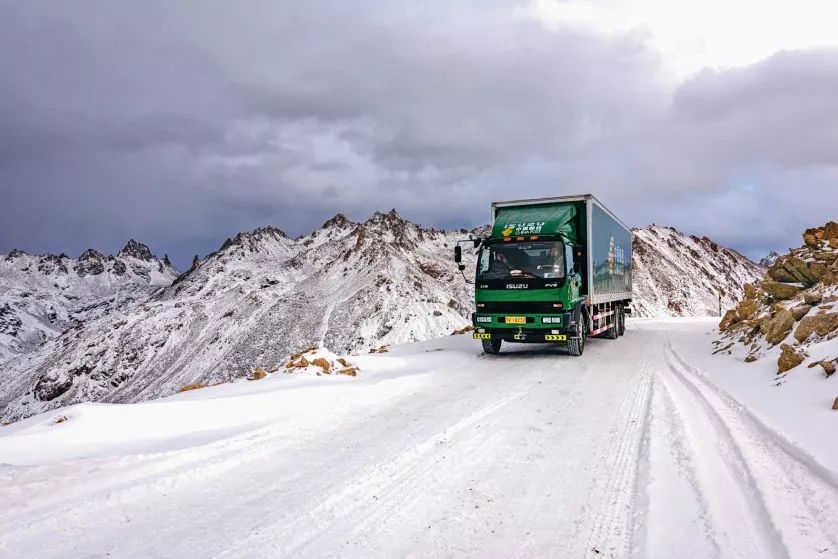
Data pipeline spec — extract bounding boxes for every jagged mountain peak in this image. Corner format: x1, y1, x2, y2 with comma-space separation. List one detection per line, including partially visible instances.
354, 210, 425, 251
321, 213, 355, 230
6, 249, 27, 259
118, 239, 154, 261
759, 251, 780, 268
365, 208, 412, 227
78, 248, 106, 261
218, 226, 290, 254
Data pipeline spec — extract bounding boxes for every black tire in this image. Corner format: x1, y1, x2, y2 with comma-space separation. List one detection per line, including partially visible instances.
617, 306, 626, 336
567, 318, 586, 356
482, 338, 502, 355
604, 307, 618, 340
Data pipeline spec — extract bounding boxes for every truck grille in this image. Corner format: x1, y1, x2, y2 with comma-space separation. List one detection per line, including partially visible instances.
476, 302, 563, 314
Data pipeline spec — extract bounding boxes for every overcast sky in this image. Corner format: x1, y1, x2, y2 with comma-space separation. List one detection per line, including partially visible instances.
1, 0, 837, 269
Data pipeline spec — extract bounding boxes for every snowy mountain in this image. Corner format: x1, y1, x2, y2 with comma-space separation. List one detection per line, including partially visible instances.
631, 226, 764, 318
0, 241, 178, 365
0, 217, 761, 421
759, 251, 781, 268
0, 211, 481, 420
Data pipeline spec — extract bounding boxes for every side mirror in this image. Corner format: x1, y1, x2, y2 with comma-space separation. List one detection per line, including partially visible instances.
454, 245, 462, 263
472, 238, 481, 249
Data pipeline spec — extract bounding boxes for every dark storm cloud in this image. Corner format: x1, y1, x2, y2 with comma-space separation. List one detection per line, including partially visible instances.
0, 1, 835, 268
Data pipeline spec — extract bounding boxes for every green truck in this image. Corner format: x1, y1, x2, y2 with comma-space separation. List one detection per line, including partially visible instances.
454, 194, 632, 356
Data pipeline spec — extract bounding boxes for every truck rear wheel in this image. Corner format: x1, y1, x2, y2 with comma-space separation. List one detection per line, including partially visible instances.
617, 306, 626, 336
567, 320, 586, 356
604, 307, 618, 340
482, 338, 502, 355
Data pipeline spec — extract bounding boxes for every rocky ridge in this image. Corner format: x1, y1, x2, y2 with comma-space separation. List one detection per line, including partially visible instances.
0, 241, 178, 364
718, 221, 838, 377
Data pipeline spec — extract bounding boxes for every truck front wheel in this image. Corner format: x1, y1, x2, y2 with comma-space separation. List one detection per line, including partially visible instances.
482, 338, 502, 355
567, 319, 586, 356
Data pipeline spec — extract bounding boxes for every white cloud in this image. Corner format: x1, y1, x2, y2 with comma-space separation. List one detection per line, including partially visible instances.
527, 0, 838, 78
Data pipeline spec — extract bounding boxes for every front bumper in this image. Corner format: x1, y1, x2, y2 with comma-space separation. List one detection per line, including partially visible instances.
473, 330, 568, 343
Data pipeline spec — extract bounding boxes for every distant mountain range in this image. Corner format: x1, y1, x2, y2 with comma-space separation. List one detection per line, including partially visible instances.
0, 212, 763, 421
0, 241, 177, 364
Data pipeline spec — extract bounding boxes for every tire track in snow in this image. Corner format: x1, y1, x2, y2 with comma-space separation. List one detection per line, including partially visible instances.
632, 367, 719, 558
666, 345, 838, 558
571, 350, 655, 559
223, 383, 538, 558
655, 345, 788, 558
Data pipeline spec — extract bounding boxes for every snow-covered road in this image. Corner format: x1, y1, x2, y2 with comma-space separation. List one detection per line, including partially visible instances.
1, 319, 837, 558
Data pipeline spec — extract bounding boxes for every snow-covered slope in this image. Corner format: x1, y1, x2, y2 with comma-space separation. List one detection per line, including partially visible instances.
632, 226, 765, 318
0, 241, 178, 364
0, 218, 758, 422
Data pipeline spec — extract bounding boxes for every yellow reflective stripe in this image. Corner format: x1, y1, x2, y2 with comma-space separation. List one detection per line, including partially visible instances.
544, 334, 567, 341
473, 333, 492, 340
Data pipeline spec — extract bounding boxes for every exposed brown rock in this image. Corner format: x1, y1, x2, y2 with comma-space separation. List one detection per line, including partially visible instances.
777, 344, 805, 373
767, 263, 797, 283
833, 396, 838, 411
791, 305, 812, 321
338, 367, 358, 376
782, 257, 819, 286
743, 283, 760, 300
250, 368, 268, 380
819, 360, 835, 377
804, 292, 823, 306
719, 309, 739, 332
823, 221, 838, 240
312, 357, 331, 372
761, 280, 801, 300
736, 299, 760, 320
794, 313, 838, 343
803, 228, 821, 247
765, 310, 795, 345
813, 251, 838, 263
178, 383, 208, 392
744, 355, 758, 363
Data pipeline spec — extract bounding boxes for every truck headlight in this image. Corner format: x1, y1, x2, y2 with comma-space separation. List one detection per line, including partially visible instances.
542, 316, 562, 324
476, 316, 492, 323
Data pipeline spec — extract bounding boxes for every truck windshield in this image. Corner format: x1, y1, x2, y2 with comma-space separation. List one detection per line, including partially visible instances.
477, 241, 566, 280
